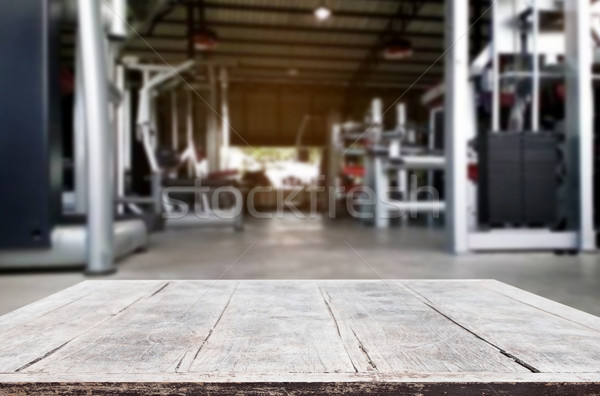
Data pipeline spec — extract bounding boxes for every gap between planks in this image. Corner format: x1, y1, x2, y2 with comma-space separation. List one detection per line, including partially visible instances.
176, 282, 240, 373
13, 281, 171, 373
401, 283, 540, 374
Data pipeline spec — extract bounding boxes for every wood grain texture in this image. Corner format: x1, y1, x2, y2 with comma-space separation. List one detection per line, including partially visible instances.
0, 280, 599, 394
319, 281, 527, 373
402, 280, 600, 373
188, 282, 358, 374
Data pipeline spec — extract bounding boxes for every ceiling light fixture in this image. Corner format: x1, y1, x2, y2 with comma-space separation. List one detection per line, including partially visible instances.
382, 37, 413, 60
194, 27, 219, 51
191, 0, 218, 52
314, 3, 331, 21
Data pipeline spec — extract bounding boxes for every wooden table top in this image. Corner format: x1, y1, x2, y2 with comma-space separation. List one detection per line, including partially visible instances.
0, 280, 599, 395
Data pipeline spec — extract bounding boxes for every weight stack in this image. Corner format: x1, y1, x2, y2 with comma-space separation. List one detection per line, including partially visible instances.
479, 133, 523, 226
478, 132, 559, 228
522, 134, 558, 226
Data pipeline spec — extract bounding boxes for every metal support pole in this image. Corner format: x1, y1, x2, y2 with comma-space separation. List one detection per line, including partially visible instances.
74, 36, 87, 214
374, 155, 388, 229
371, 98, 388, 228
185, 89, 200, 177
109, 0, 127, 39
531, 0, 540, 132
207, 65, 220, 172
395, 103, 408, 225
78, 0, 115, 273
172, 91, 179, 150
123, 86, 131, 172
396, 103, 406, 132
220, 67, 230, 170
327, 112, 341, 195
396, 103, 407, 202
116, 65, 127, 214
427, 107, 441, 226
565, 0, 596, 252
371, 98, 383, 129
491, 2, 500, 132
444, 0, 470, 253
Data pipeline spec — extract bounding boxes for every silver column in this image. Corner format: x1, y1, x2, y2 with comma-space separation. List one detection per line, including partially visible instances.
73, 38, 87, 214
186, 90, 196, 177
206, 65, 220, 172
444, 0, 470, 253
371, 98, 388, 229
172, 91, 179, 150
116, 65, 127, 214
110, 0, 127, 39
565, 0, 596, 252
78, 0, 115, 274
219, 67, 230, 171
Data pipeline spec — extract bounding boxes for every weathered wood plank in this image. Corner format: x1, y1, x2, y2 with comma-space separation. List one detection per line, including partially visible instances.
0, 282, 92, 334
20, 281, 239, 374
481, 279, 600, 331
0, 281, 164, 373
189, 282, 358, 373
1, 279, 600, 394
320, 281, 528, 373
402, 280, 600, 373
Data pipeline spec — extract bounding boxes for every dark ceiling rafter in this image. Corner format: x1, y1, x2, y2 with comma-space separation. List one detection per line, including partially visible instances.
116, 34, 449, 54
60, 48, 441, 84
60, 44, 442, 74
216, 51, 442, 67
230, 69, 439, 82
228, 78, 433, 91
177, 1, 445, 23
146, 1, 178, 36
234, 65, 442, 79
121, 46, 445, 67
218, 37, 446, 54
160, 19, 448, 39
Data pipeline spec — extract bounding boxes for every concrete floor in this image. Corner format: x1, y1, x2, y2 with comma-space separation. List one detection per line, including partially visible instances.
1, 215, 600, 317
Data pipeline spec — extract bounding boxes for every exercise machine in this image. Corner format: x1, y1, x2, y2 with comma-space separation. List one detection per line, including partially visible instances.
0, 0, 172, 272
123, 58, 243, 231
440, 0, 598, 252
328, 99, 446, 227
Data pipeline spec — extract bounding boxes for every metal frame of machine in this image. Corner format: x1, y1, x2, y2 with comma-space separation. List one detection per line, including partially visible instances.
444, 0, 595, 253
329, 99, 446, 228
122, 58, 243, 231
0, 0, 153, 273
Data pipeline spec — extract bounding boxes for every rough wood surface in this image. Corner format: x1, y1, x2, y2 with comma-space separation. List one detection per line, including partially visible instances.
0, 280, 599, 394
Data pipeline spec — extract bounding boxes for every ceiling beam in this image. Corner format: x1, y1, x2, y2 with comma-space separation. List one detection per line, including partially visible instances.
230, 75, 439, 88
233, 65, 442, 78
181, 2, 445, 23
227, 77, 432, 90
121, 46, 444, 66
63, 30, 452, 53
230, 68, 439, 81
61, 46, 443, 78
161, 19, 447, 39
221, 38, 446, 53
119, 35, 449, 54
